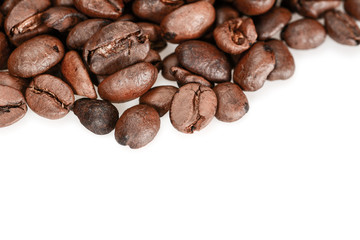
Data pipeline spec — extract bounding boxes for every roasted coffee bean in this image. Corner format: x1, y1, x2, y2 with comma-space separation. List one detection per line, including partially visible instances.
324, 10, 360, 46
1, 0, 22, 16
41, 7, 86, 32
266, 39, 295, 81
170, 83, 217, 134
0, 32, 10, 70
213, 17, 257, 55
98, 62, 157, 103
115, 104, 160, 149
83, 21, 150, 75
234, 42, 275, 91
215, 5, 240, 26
161, 53, 180, 81
255, 7, 292, 41
74, 0, 124, 20
8, 35, 65, 78
175, 40, 231, 83
137, 22, 167, 51
66, 18, 110, 50
170, 66, 213, 88
52, 0, 74, 6
61, 51, 97, 99
0, 85, 27, 128
234, 0, 275, 16
345, 0, 360, 21
213, 82, 249, 122
25, 74, 74, 119
73, 98, 119, 135
143, 49, 162, 71
132, 0, 184, 24
282, 0, 341, 19
160, 1, 215, 43
0, 71, 29, 93
139, 85, 178, 117
281, 18, 326, 50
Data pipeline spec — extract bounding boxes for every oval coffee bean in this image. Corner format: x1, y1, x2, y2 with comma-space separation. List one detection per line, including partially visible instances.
83, 21, 150, 75
139, 85, 178, 117
170, 66, 213, 88
0, 32, 11, 70
98, 62, 157, 103
25, 74, 74, 119
41, 6, 86, 32
213, 82, 249, 122
8, 35, 65, 78
0, 85, 27, 128
161, 53, 180, 81
175, 40, 231, 83
345, 0, 360, 21
282, 0, 341, 19
234, 42, 275, 91
73, 98, 119, 135
0, 71, 29, 93
266, 39, 295, 80
170, 83, 217, 134
234, 0, 275, 16
115, 104, 160, 149
74, 0, 124, 20
281, 18, 326, 50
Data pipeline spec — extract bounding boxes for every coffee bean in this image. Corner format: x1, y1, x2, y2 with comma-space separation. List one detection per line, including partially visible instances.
41, 6, 86, 32
143, 49, 162, 71
137, 22, 167, 51
324, 10, 360, 46
83, 21, 150, 75
161, 1, 215, 43
1, 0, 22, 16
73, 0, 124, 20
161, 53, 180, 81
0, 32, 10, 70
282, 18, 326, 50
0, 71, 29, 93
234, 42, 275, 91
61, 50, 97, 99
115, 104, 160, 149
234, 0, 275, 16
170, 66, 213, 88
215, 4, 240, 26
73, 98, 119, 135
170, 83, 217, 134
139, 85, 178, 117
175, 40, 231, 83
345, 0, 360, 21
0, 85, 27, 128
282, 0, 341, 19
98, 62, 158, 103
213, 17, 257, 55
25, 74, 74, 119
213, 82, 249, 122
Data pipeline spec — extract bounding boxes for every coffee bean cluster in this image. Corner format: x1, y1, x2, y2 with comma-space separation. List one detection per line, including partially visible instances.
0, 0, 359, 149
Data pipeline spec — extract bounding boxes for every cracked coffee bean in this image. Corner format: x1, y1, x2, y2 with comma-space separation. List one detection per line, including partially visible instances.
234, 0, 275, 16
0, 32, 10, 70
0, 71, 29, 94
170, 83, 217, 134
25, 74, 75, 119
74, 0, 124, 20
73, 98, 119, 135
0, 85, 27, 128
170, 66, 213, 88
345, 0, 360, 21
161, 53, 180, 81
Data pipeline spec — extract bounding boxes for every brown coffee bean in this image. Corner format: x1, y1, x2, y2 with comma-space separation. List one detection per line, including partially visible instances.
345, 0, 360, 21
61, 51, 97, 99
139, 85, 178, 117
255, 7, 292, 41
1, 0, 22, 16
213, 17, 257, 55
0, 85, 27, 128
213, 82, 249, 122
74, 0, 124, 20
175, 40, 231, 83
281, 18, 326, 50
170, 66, 213, 88
41, 7, 86, 32
234, 42, 275, 91
215, 5, 240, 26
324, 10, 360, 46
266, 39, 295, 81
115, 104, 160, 149
25, 74, 74, 119
137, 22, 167, 51
282, 0, 341, 19
98, 62, 158, 103
73, 98, 119, 135
161, 53, 180, 81
170, 83, 217, 134
83, 21, 150, 75
234, 0, 275, 16
52, 0, 74, 6
0, 32, 10, 70
8, 35, 65, 78
160, 1, 215, 43
143, 49, 162, 71
0, 71, 29, 93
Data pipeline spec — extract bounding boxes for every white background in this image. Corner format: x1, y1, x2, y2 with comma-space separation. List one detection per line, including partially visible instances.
1, 18, 360, 240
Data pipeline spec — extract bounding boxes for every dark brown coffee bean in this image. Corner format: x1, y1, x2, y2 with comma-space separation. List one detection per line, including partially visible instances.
139, 85, 178, 117
143, 49, 162, 71
234, 42, 275, 91
324, 10, 360, 46
213, 82, 249, 122
170, 66, 213, 88
161, 53, 179, 81
281, 18, 326, 50
160, 1, 215, 43
175, 40, 231, 83
282, 0, 341, 19
1, 0, 22, 16
98, 62, 158, 103
234, 0, 275, 16
83, 21, 150, 75
170, 83, 217, 134
213, 17, 257, 55
0, 71, 29, 93
215, 5, 240, 26
8, 35, 65, 78
255, 7, 292, 41
52, 0, 74, 7
0, 85, 27, 128
0, 32, 10, 70
66, 18, 110, 50
115, 104, 160, 149
74, 0, 124, 20
73, 98, 119, 135
25, 74, 74, 119
41, 7, 86, 32
61, 51, 97, 99
137, 22, 167, 51
266, 39, 295, 81
345, 0, 360, 21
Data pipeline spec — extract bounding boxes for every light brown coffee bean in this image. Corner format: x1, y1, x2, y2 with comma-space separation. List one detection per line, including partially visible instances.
0, 85, 27, 128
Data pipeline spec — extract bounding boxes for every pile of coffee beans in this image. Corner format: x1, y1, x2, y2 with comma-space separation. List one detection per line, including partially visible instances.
1, 0, 359, 149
